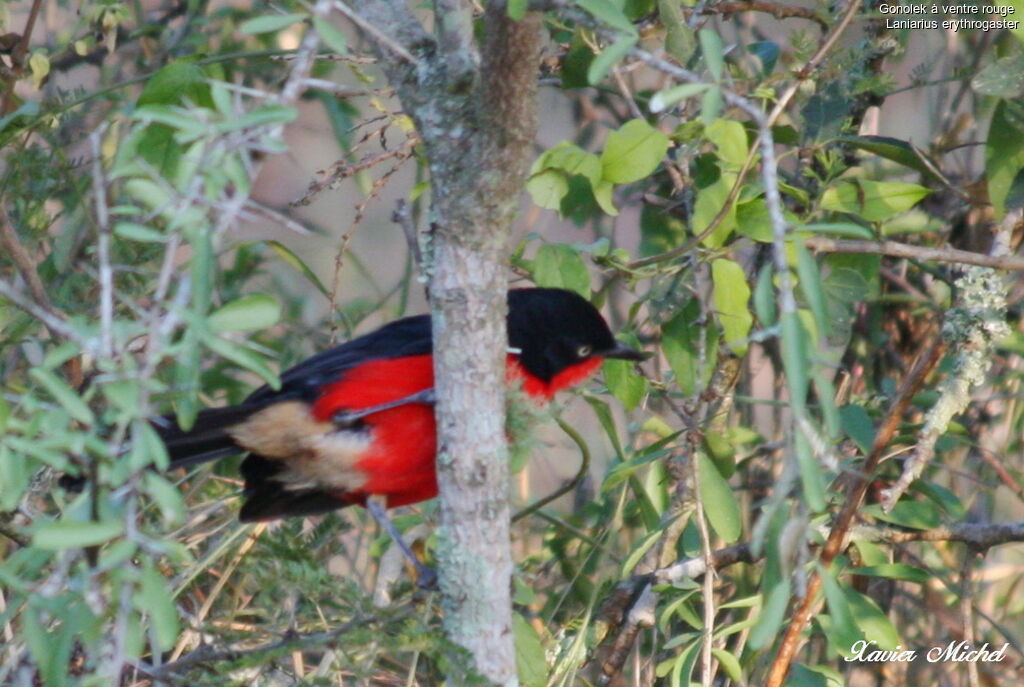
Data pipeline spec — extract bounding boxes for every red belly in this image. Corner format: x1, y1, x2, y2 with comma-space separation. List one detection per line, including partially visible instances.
308, 353, 603, 506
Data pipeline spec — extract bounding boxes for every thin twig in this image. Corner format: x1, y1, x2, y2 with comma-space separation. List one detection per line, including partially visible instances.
764, 338, 946, 687
512, 415, 591, 523
0, 0, 44, 114
291, 138, 417, 207
0, 278, 84, 346
333, 1, 419, 64
392, 198, 423, 274
90, 127, 114, 358
0, 202, 51, 311
805, 237, 1024, 271
692, 0, 829, 30
692, 455, 717, 686
0, 519, 29, 547
140, 613, 404, 681
879, 211, 1016, 511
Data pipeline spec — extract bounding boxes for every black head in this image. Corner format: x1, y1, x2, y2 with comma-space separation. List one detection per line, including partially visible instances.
507, 288, 646, 382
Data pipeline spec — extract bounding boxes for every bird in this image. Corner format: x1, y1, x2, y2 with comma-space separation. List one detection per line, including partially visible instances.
155, 287, 645, 523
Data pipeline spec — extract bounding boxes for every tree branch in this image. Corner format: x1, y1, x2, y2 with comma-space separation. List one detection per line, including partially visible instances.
333, 1, 420, 65
804, 237, 1024, 271
0, 202, 51, 312
764, 338, 947, 687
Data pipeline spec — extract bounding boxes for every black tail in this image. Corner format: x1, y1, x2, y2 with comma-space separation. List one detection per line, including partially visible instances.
155, 404, 261, 469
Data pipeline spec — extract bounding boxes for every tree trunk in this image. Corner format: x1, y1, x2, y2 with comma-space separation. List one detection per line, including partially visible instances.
347, 3, 542, 683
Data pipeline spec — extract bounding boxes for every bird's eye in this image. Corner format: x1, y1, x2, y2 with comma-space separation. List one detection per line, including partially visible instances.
576, 344, 592, 358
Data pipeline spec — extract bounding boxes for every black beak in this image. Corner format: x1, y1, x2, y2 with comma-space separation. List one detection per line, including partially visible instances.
602, 342, 650, 362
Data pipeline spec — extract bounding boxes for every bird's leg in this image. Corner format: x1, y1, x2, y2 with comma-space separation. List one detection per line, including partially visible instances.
331, 388, 436, 427
365, 496, 437, 590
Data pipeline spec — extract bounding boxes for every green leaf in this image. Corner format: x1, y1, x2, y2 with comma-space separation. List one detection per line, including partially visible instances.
698, 452, 741, 542
845, 587, 899, 650
218, 104, 297, 131
659, 0, 696, 62
973, 54, 1024, 98
986, 100, 1024, 218
507, 0, 528, 20
601, 118, 670, 184
34, 520, 124, 550
134, 105, 208, 138
711, 648, 743, 682
794, 431, 826, 512
705, 118, 748, 169
662, 300, 718, 396
835, 135, 943, 180
138, 565, 179, 650
913, 481, 966, 519
820, 565, 861, 657
800, 222, 875, 239
513, 613, 548, 687
748, 578, 790, 649
255, 240, 331, 298
839, 404, 875, 454
0, 444, 29, 511
695, 174, 737, 247
239, 13, 305, 35
852, 539, 888, 566
788, 663, 844, 687
780, 310, 810, 415
754, 261, 776, 326
545, 143, 603, 188
201, 334, 280, 389
603, 358, 646, 411
312, 16, 347, 54
587, 36, 637, 85
585, 396, 623, 458
698, 29, 725, 80
531, 244, 591, 297
114, 222, 166, 243
639, 202, 685, 255
701, 85, 723, 124
748, 40, 779, 76
137, 60, 209, 107
602, 436, 679, 491
622, 528, 664, 576
144, 472, 186, 524
208, 293, 282, 332
125, 178, 171, 211
29, 368, 94, 424
849, 564, 929, 585
593, 179, 618, 215
820, 180, 931, 222
134, 421, 170, 471
649, 83, 711, 113
711, 258, 752, 355
21, 608, 54, 686
526, 169, 569, 210
795, 243, 829, 339
578, 0, 639, 34
863, 500, 941, 530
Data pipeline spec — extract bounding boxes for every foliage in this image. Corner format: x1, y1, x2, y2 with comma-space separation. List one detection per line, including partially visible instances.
1, 1, 1023, 686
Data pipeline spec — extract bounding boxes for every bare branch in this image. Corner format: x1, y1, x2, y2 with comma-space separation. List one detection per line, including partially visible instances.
764, 339, 947, 687
0, 202, 51, 312
0, 278, 86, 348
335, 0, 426, 66
805, 237, 1024, 271
90, 127, 114, 359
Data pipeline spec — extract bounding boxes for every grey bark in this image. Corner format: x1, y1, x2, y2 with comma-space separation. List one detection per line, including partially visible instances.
343, 2, 542, 684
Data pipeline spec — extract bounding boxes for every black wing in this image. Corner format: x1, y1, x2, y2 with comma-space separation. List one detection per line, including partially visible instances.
158, 314, 433, 469
244, 314, 433, 404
